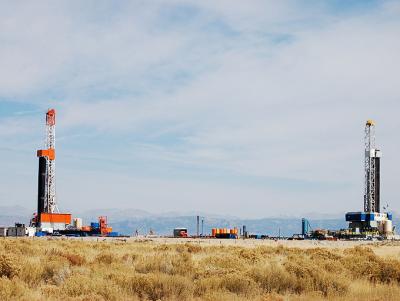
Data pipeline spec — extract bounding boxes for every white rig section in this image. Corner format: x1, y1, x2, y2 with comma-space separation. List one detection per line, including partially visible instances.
46, 119, 57, 213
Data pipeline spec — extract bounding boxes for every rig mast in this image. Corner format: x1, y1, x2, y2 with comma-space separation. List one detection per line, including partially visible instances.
37, 109, 58, 214
364, 120, 381, 213
345, 120, 392, 238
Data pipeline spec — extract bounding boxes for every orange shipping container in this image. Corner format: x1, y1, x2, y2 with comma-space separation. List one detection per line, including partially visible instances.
40, 213, 71, 224
81, 226, 91, 232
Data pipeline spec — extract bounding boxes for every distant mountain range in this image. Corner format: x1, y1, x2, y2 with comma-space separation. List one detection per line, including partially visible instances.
70, 208, 349, 236
1, 206, 398, 237
0, 205, 33, 227
109, 216, 348, 237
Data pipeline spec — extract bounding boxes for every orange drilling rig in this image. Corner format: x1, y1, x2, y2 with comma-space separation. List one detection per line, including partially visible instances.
34, 109, 71, 231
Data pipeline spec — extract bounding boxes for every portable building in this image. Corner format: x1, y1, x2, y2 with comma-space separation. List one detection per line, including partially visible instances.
40, 213, 71, 231
8, 226, 26, 237
0, 227, 7, 237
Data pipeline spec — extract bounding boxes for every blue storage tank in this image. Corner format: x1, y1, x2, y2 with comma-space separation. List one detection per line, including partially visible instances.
302, 218, 311, 236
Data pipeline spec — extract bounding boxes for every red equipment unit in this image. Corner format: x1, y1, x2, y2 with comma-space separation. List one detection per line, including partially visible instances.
99, 216, 112, 235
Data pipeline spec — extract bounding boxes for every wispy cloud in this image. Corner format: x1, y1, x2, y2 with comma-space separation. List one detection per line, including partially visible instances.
0, 1, 399, 217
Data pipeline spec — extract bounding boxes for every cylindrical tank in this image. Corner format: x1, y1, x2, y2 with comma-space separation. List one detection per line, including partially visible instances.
37, 157, 47, 221
302, 218, 308, 236
73, 218, 83, 229
211, 228, 216, 236
384, 220, 393, 234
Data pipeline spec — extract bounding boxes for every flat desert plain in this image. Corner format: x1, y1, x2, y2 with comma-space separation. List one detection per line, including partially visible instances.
1, 237, 400, 300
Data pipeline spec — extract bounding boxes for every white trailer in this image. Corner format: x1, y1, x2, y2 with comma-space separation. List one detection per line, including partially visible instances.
0, 227, 8, 237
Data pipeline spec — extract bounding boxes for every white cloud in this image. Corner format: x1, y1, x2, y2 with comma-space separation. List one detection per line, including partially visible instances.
0, 1, 399, 216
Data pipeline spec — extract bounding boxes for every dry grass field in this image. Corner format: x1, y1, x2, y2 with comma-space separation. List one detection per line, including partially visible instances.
1, 238, 400, 300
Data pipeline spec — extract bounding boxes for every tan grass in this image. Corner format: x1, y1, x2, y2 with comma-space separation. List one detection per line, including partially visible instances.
0, 238, 399, 300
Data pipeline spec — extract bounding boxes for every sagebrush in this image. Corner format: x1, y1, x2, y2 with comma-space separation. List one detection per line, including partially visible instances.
0, 238, 399, 300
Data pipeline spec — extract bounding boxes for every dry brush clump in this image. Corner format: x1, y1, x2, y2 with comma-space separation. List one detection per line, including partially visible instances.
0, 239, 400, 300
0, 253, 21, 279
341, 246, 400, 284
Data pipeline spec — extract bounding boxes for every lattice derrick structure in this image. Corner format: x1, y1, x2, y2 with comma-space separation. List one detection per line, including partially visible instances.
46, 110, 57, 213
364, 121, 376, 212
37, 109, 58, 214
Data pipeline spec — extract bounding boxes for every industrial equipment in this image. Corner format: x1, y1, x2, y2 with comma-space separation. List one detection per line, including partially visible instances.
58, 216, 115, 237
301, 218, 311, 237
3, 108, 117, 238
345, 120, 394, 237
364, 119, 381, 213
7, 223, 36, 237
242, 225, 248, 238
34, 109, 71, 232
173, 228, 188, 237
37, 109, 57, 215
211, 228, 238, 239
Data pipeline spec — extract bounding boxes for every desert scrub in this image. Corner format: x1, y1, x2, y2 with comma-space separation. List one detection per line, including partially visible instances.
42, 259, 71, 285
134, 251, 194, 276
62, 252, 86, 266
95, 252, 115, 265
0, 238, 400, 300
283, 257, 348, 296
0, 277, 27, 301
248, 262, 298, 294
0, 253, 21, 278
342, 246, 400, 283
114, 273, 194, 300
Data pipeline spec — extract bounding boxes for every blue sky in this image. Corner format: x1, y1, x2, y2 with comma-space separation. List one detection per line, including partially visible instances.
0, 1, 400, 218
